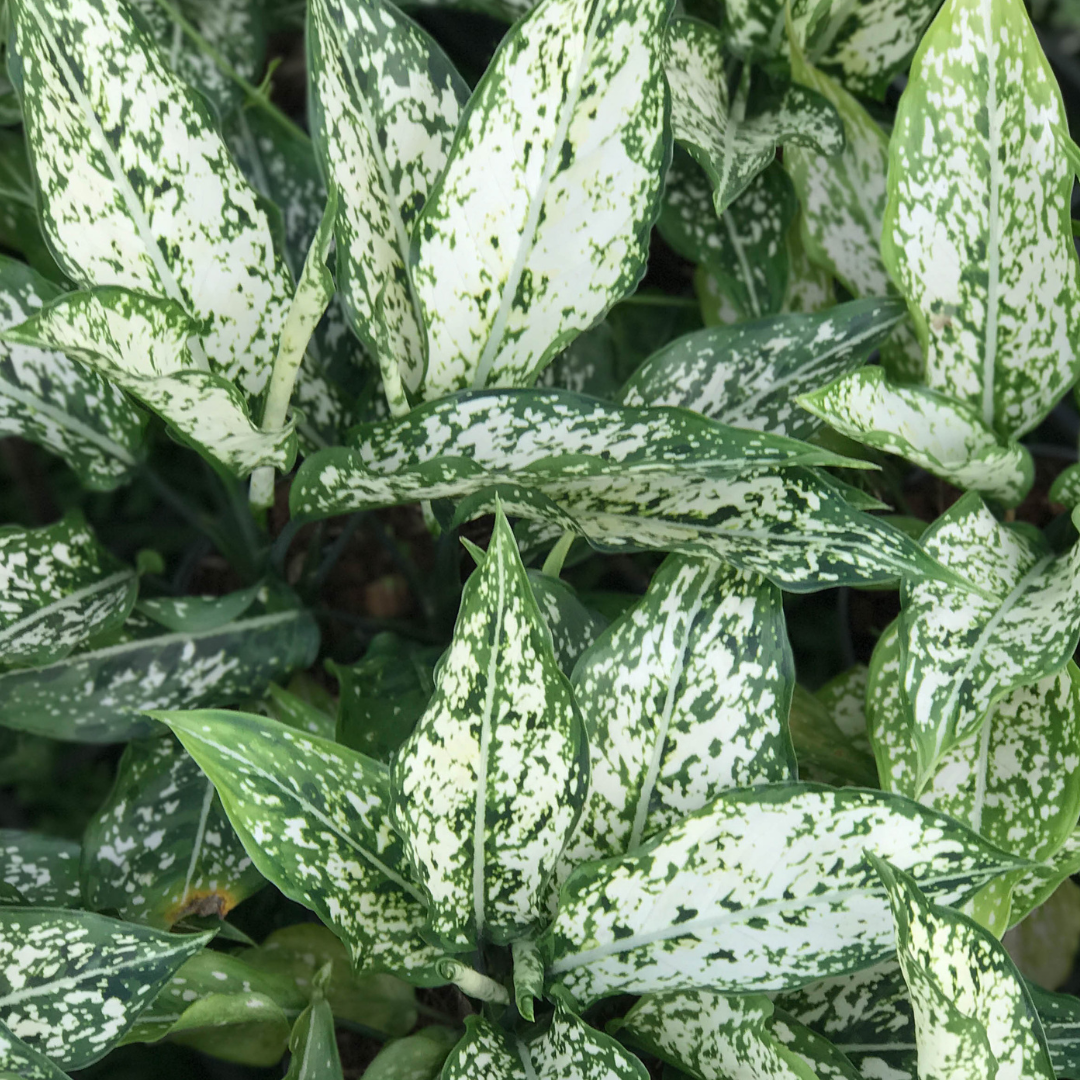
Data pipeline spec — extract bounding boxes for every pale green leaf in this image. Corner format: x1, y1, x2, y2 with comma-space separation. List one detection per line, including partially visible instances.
160, 708, 447, 985
0, 1019, 70, 1079
137, 585, 260, 634
8, 0, 294, 395
0, 909, 210, 1068
800, 366, 1035, 505
0, 608, 319, 742
882, 0, 1080, 438
362, 1026, 460, 1080
0, 513, 136, 668
620, 299, 906, 439
413, 0, 670, 398
0, 830, 80, 907
543, 783, 1025, 1005
283, 967, 342, 1080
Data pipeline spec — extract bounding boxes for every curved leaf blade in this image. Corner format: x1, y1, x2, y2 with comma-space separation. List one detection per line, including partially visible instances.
0, 830, 80, 908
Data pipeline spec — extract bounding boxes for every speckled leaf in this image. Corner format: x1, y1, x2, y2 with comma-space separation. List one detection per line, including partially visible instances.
769, 1009, 863, 1080
615, 990, 818, 1080
362, 1026, 459, 1080
1050, 462, 1080, 510
527, 571, 607, 676
307, 0, 468, 414
542, 783, 1025, 1005
0, 1018, 71, 1079
283, 967, 342, 1080
659, 154, 796, 320
512, 939, 544, 1023
0, 513, 136, 668
1009, 828, 1080, 926
0, 830, 80, 908
413, 0, 670, 399
0, 908, 210, 1068
0, 257, 145, 490
722, 0, 787, 58
137, 585, 259, 634
391, 510, 588, 950
1027, 982, 1080, 1080
0, 608, 319, 742
874, 857, 1056, 1080
82, 735, 264, 927
1, 287, 296, 475
442, 1007, 648, 1080
882, 0, 1080, 439
621, 299, 906, 439
7, 0, 294, 395
160, 709, 447, 985
0, 131, 65, 284
787, 685, 877, 788
801, 368, 1035, 506
898, 493, 1080, 778
562, 555, 795, 879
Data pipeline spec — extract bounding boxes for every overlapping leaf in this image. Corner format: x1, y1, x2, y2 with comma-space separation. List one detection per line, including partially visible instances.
542, 783, 1024, 1005
282, 966, 342, 1080
528, 571, 607, 675
362, 1026, 459, 1080
413, 0, 670, 398
787, 683, 877, 788
0, 1018, 70, 1079
0, 830, 80, 907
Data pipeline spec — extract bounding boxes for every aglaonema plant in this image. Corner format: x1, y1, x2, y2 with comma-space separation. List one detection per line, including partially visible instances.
2, 0, 1080, 1076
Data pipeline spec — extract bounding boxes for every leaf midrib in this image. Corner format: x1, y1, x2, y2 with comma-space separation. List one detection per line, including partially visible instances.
980, 0, 1002, 431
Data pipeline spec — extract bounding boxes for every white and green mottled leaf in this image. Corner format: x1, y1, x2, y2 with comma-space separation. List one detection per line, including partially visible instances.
82, 735, 264, 927
769, 1009, 862, 1080
665, 17, 843, 215
659, 154, 796, 320
882, 0, 1080, 438
137, 585, 259, 634
0, 1018, 70, 1079
561, 555, 796, 878
783, 211, 835, 314
0, 257, 145, 490
8, 0, 294, 395
527, 571, 607, 675
307, 0, 468, 414
160, 708, 447, 986
512, 939, 544, 1023
722, 0, 788, 58
413, 0, 670, 398
898, 493, 1080, 777
391, 510, 588, 950
1050, 463, 1080, 510
363, 1026, 459, 1080
620, 298, 906, 439
0, 513, 136, 668
283, 966, 343, 1080
0, 130, 65, 284
0, 909, 210, 1068
1009, 828, 1080, 926
542, 783, 1026, 1005
1, 287, 296, 475
442, 1007, 648, 1080
1026, 982, 1080, 1080
0, 608, 319, 742
0, 830, 80, 907
874, 857, 1056, 1080
800, 367, 1035, 506
787, 684, 877, 788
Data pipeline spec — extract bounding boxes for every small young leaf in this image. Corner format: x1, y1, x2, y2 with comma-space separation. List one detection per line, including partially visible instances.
283, 965, 342, 1079
362, 1026, 460, 1080
0, 1018, 71, 1079
0, 829, 80, 907
137, 585, 260, 634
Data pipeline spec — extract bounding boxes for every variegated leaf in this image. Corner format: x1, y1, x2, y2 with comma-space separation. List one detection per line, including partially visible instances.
787, 685, 877, 788
882, 0, 1080, 438
562, 555, 795, 877
0, 1018, 70, 1078
783, 210, 835, 314
660, 153, 796, 320
1, 287, 296, 475
137, 585, 259, 634
160, 708, 448, 986
874, 857, 1056, 1080
0, 909, 210, 1068
362, 1026, 459, 1080
1009, 827, 1080, 927
0, 830, 80, 907
0, 256, 145, 490
442, 1007, 648, 1080
665, 17, 843, 216
1027, 982, 1080, 1080
512, 938, 544, 1022
0, 130, 64, 284
528, 571, 607, 675
7, 0, 294, 395
82, 735, 264, 927
0, 608, 319, 742
1050, 462, 1080, 510
413, 0, 670, 399
391, 509, 588, 950
800, 367, 1034, 505
898, 493, 1080, 775
307, 0, 467, 415
722, 0, 788, 59
542, 783, 1025, 1005
0, 513, 136, 668
283, 965, 343, 1080
769, 1009, 862, 1080
620, 299, 906, 439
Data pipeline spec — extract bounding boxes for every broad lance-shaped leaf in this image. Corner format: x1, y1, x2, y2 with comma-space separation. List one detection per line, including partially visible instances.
82, 735, 264, 927
7, 0, 293, 396
882, 0, 1080, 438
413, 0, 670, 398
442, 1007, 648, 1080
0, 1018, 71, 1079
541, 783, 1026, 1006
160, 708, 447, 986
898, 493, 1080, 774
1009, 827, 1080, 926
873, 857, 1056, 1080
665, 17, 843, 216
0, 607, 319, 742
391, 510, 588, 949
307, 0, 468, 415
0, 256, 145, 491
283, 965, 343, 1080
620, 299, 906, 440
0, 909, 210, 1068
800, 367, 1034, 506
768, 1010, 863, 1080
562, 555, 796, 878
0, 830, 81, 907
1, 288, 296, 475
0, 513, 136, 668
